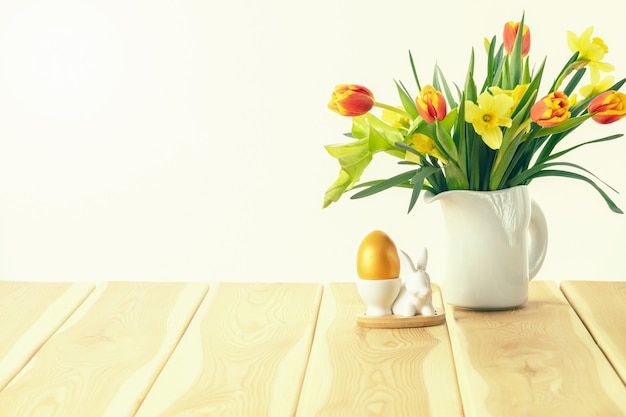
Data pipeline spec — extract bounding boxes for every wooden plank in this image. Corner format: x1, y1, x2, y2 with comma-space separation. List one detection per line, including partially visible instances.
296, 283, 463, 417
0, 281, 94, 391
356, 310, 446, 328
135, 282, 323, 417
560, 280, 626, 385
446, 281, 626, 417
0, 282, 208, 417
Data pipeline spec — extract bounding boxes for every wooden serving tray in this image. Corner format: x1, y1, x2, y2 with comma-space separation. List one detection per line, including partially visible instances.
356, 308, 445, 328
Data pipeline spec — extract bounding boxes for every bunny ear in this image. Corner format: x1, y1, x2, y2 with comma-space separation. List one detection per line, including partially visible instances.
415, 247, 428, 270
398, 250, 417, 273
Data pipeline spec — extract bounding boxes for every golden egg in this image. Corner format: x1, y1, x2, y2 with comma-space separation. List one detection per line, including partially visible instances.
356, 230, 401, 280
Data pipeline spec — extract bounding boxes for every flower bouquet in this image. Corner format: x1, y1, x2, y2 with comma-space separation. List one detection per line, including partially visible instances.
323, 14, 626, 213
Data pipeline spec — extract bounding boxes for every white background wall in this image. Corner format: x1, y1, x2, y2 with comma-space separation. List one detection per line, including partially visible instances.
0, 0, 624, 285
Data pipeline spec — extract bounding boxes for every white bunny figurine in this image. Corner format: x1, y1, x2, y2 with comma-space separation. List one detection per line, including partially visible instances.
391, 247, 436, 317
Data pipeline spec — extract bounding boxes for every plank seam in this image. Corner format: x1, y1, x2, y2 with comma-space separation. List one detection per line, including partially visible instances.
293, 284, 325, 417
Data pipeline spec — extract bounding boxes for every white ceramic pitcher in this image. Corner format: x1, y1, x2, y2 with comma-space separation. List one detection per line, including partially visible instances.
425, 185, 548, 310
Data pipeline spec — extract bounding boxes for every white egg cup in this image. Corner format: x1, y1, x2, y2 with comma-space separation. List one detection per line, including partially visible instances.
356, 277, 402, 317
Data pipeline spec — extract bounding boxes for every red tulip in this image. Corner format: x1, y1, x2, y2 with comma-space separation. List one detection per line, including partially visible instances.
416, 85, 447, 123
531, 91, 570, 127
503, 21, 531, 57
588, 90, 626, 124
328, 84, 375, 116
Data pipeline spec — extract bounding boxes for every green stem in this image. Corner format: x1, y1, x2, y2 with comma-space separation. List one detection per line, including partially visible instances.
552, 60, 587, 92
373, 102, 410, 118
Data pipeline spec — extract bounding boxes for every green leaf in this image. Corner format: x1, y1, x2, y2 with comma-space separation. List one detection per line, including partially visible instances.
350, 115, 369, 139
367, 121, 395, 153
408, 166, 441, 213
323, 170, 354, 208
501, 53, 511, 89
440, 106, 457, 133
509, 161, 618, 193
511, 58, 545, 119
535, 115, 593, 138
364, 113, 405, 149
508, 12, 525, 87
455, 96, 467, 159
435, 119, 459, 162
324, 138, 374, 186
407, 177, 424, 213
410, 165, 440, 186
324, 138, 368, 158
534, 114, 594, 163
488, 94, 536, 189
463, 49, 478, 102
522, 56, 531, 84
540, 134, 623, 163
409, 50, 422, 92
549, 52, 581, 92
489, 132, 524, 190
483, 35, 497, 90
562, 68, 586, 96
394, 79, 419, 119
610, 77, 626, 92
394, 141, 429, 165
442, 161, 469, 190
352, 179, 413, 190
435, 64, 457, 109
351, 169, 417, 199
489, 44, 506, 90
407, 166, 440, 213
411, 120, 453, 165
519, 169, 623, 214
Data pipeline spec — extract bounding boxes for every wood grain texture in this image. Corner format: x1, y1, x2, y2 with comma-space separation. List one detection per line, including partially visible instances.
560, 280, 626, 385
446, 281, 626, 417
0, 281, 94, 391
356, 310, 445, 328
296, 283, 463, 417
134, 282, 323, 417
0, 282, 208, 417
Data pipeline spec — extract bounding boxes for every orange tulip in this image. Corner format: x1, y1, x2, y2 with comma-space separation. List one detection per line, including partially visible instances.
503, 21, 531, 57
530, 91, 571, 127
416, 85, 447, 123
328, 84, 375, 116
588, 90, 626, 124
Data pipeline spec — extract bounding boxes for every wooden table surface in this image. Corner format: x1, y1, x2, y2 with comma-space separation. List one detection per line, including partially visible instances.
0, 280, 625, 417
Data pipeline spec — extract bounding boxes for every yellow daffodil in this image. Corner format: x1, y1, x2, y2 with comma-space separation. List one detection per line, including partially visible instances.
406, 133, 447, 163
580, 73, 614, 98
567, 26, 615, 80
464, 92, 513, 149
489, 84, 529, 111
382, 107, 411, 129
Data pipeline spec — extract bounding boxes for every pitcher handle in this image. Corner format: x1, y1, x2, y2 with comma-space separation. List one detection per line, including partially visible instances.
528, 200, 548, 280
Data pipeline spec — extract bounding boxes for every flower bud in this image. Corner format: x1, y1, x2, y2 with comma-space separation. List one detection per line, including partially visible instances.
588, 90, 626, 124
503, 21, 531, 57
328, 84, 374, 116
531, 91, 571, 127
416, 85, 447, 123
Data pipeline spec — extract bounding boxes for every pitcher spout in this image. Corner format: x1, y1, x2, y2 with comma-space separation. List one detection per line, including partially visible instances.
423, 190, 439, 204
